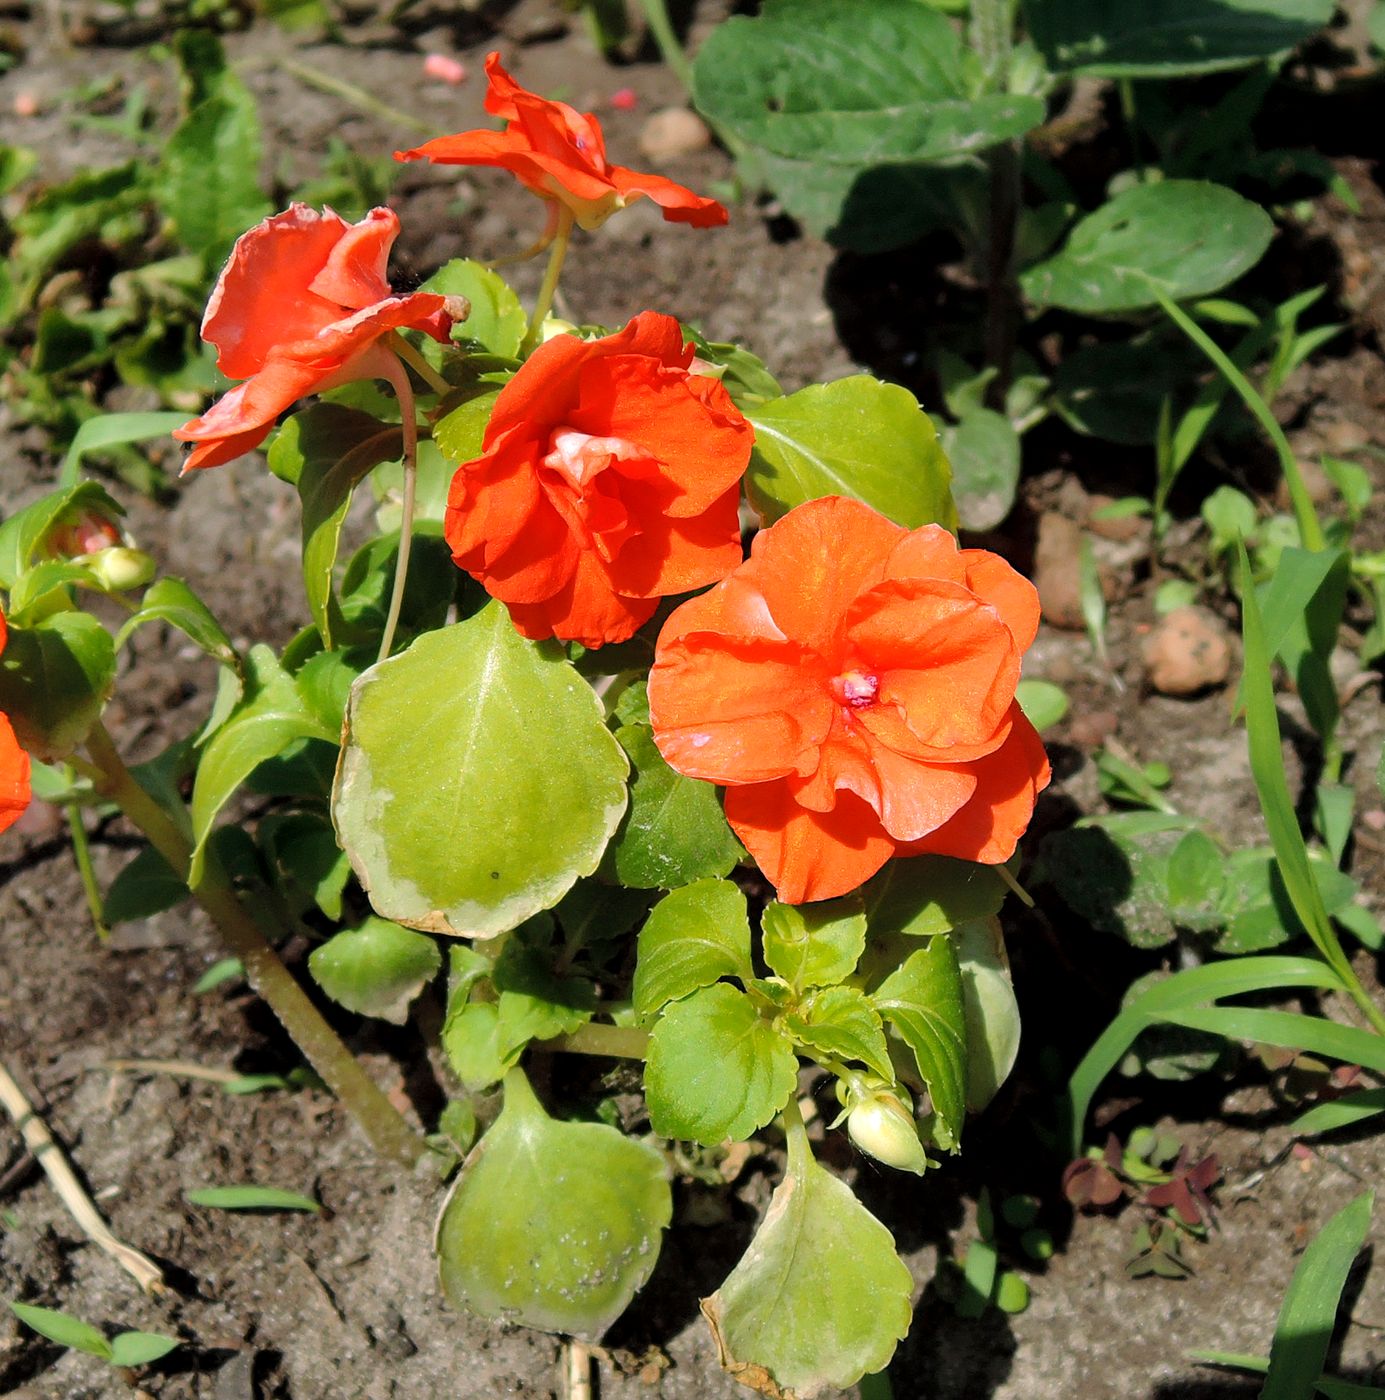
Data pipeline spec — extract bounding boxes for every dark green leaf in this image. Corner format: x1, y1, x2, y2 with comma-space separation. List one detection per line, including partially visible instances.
103, 845, 189, 924
861, 854, 1007, 937
60, 411, 189, 490
0, 611, 117, 762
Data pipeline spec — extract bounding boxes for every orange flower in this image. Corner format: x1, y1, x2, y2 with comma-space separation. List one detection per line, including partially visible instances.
445, 311, 752, 647
395, 53, 727, 233
0, 610, 32, 837
648, 496, 1050, 903
174, 205, 454, 472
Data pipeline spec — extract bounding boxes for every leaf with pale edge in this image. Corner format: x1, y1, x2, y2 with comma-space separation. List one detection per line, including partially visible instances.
308, 917, 441, 1024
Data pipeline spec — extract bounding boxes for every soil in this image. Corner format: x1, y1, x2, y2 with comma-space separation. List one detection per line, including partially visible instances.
2, 4, 1385, 1399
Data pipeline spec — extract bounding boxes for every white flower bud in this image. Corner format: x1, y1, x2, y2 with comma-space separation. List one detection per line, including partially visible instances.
847, 1091, 930, 1176
85, 547, 155, 592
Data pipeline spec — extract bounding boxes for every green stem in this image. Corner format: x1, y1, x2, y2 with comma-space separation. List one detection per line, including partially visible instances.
636, 0, 695, 96
377, 352, 420, 665
518, 206, 575, 359
1118, 79, 1146, 184
538, 1022, 650, 1060
780, 1089, 809, 1174
84, 723, 426, 1165
391, 335, 452, 397
1157, 290, 1326, 552
64, 780, 108, 941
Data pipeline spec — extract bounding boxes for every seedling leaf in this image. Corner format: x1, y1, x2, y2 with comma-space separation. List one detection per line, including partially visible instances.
185, 1185, 321, 1212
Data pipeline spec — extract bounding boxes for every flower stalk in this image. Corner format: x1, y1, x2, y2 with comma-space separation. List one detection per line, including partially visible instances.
377, 349, 421, 664
519, 206, 575, 359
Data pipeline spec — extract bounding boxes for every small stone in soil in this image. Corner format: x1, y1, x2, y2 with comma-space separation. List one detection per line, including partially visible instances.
638, 108, 712, 162
1034, 512, 1086, 630
1068, 710, 1119, 748
1142, 606, 1233, 696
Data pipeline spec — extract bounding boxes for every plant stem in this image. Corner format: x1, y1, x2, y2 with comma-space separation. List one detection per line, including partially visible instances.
64, 779, 108, 940
1118, 79, 1146, 183
636, 0, 695, 96
538, 1023, 650, 1060
1157, 290, 1326, 552
519, 206, 575, 359
391, 335, 453, 396
377, 351, 420, 665
83, 723, 426, 1165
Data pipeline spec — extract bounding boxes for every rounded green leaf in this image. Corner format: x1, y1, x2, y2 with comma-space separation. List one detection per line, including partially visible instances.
1015, 679, 1069, 733
632, 879, 753, 1020
333, 604, 628, 938
645, 984, 797, 1144
108, 1332, 181, 1367
436, 1069, 671, 1339
955, 918, 1021, 1112
1026, 0, 1334, 76
694, 0, 1044, 166
702, 1124, 913, 1395
422, 258, 526, 358
784, 985, 894, 1084
762, 897, 866, 992
746, 377, 957, 530
941, 407, 1021, 532
308, 917, 441, 1024
605, 724, 743, 889
0, 611, 116, 761
1020, 182, 1274, 315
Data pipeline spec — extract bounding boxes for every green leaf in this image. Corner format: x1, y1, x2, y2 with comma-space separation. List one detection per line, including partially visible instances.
1291, 1088, 1385, 1139
276, 404, 402, 648
1015, 679, 1069, 732
114, 577, 240, 672
59, 411, 189, 489
701, 1121, 913, 1394
333, 604, 628, 938
956, 919, 1021, 1112
435, 1069, 671, 1339
185, 1185, 321, 1212
604, 724, 743, 888
994, 1270, 1031, 1315
1262, 1192, 1374, 1400
0, 611, 117, 761
871, 936, 968, 1150
1161, 1006, 1385, 1079
422, 259, 526, 358
783, 985, 894, 1082
1026, 0, 1335, 76
745, 377, 957, 530
108, 1332, 181, 1367
193, 957, 244, 993
1020, 182, 1273, 315
861, 854, 1007, 937
259, 809, 352, 918
492, 925, 596, 1055
695, 0, 1044, 166
189, 645, 335, 886
103, 845, 189, 924
308, 917, 441, 1024
441, 1000, 512, 1091
431, 392, 502, 475
957, 1238, 998, 1319
644, 983, 797, 1144
8, 1302, 112, 1359
762, 896, 866, 991
632, 878, 754, 1020
941, 408, 1021, 532
1064, 955, 1344, 1151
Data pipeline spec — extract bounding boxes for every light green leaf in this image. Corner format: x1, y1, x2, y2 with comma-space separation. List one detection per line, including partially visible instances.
746, 377, 957, 530
189, 645, 335, 885
431, 391, 502, 472
308, 917, 441, 1024
941, 408, 1021, 532
114, 576, 240, 671
633, 878, 754, 1019
1263, 1192, 1374, 1400
493, 927, 596, 1055
861, 854, 1007, 937
1020, 182, 1273, 315
436, 1069, 671, 1339
695, 0, 1044, 166
108, 1332, 181, 1367
1026, 0, 1335, 76
644, 983, 797, 1144
605, 724, 743, 889
59, 411, 189, 490
871, 936, 967, 1149
422, 259, 526, 358
185, 1185, 321, 1212
1015, 679, 1069, 732
701, 1120, 913, 1395
8, 1303, 112, 1359
0, 610, 117, 761
333, 606, 628, 937
955, 918, 1021, 1112
441, 1000, 512, 1091
784, 985, 894, 1082
193, 957, 244, 994
762, 896, 866, 991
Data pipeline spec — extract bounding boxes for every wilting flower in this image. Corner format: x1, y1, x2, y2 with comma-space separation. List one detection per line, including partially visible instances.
444, 310, 752, 647
174, 205, 454, 472
396, 53, 727, 233
648, 496, 1050, 903
0, 610, 32, 836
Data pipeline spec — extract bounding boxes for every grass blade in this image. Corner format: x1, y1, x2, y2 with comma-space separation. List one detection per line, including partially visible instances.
1262, 1191, 1373, 1400
1291, 1089, 1385, 1139
8, 1302, 112, 1359
185, 1185, 320, 1212
1161, 1007, 1385, 1078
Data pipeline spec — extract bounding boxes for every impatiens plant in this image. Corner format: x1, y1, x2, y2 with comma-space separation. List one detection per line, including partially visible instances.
0, 53, 1049, 1396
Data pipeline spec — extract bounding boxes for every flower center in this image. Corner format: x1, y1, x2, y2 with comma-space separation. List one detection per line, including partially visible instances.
830, 669, 880, 710
542, 429, 641, 488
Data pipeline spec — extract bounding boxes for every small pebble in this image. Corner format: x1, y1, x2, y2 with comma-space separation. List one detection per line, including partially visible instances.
638, 107, 713, 162
422, 54, 467, 85
609, 87, 638, 111
1068, 710, 1119, 748
1142, 606, 1232, 696
13, 92, 39, 117
1361, 808, 1385, 833
1033, 512, 1085, 631
1086, 493, 1150, 544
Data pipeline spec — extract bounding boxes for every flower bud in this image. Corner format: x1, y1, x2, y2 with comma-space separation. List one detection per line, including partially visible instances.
847, 1090, 930, 1176
47, 513, 122, 559
84, 547, 156, 592
538, 316, 580, 343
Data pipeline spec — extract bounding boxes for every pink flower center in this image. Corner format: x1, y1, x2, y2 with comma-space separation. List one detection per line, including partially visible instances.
830, 669, 879, 710
543, 429, 641, 488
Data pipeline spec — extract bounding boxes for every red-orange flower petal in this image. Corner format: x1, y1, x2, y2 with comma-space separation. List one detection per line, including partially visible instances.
395, 53, 727, 232
0, 612, 32, 837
